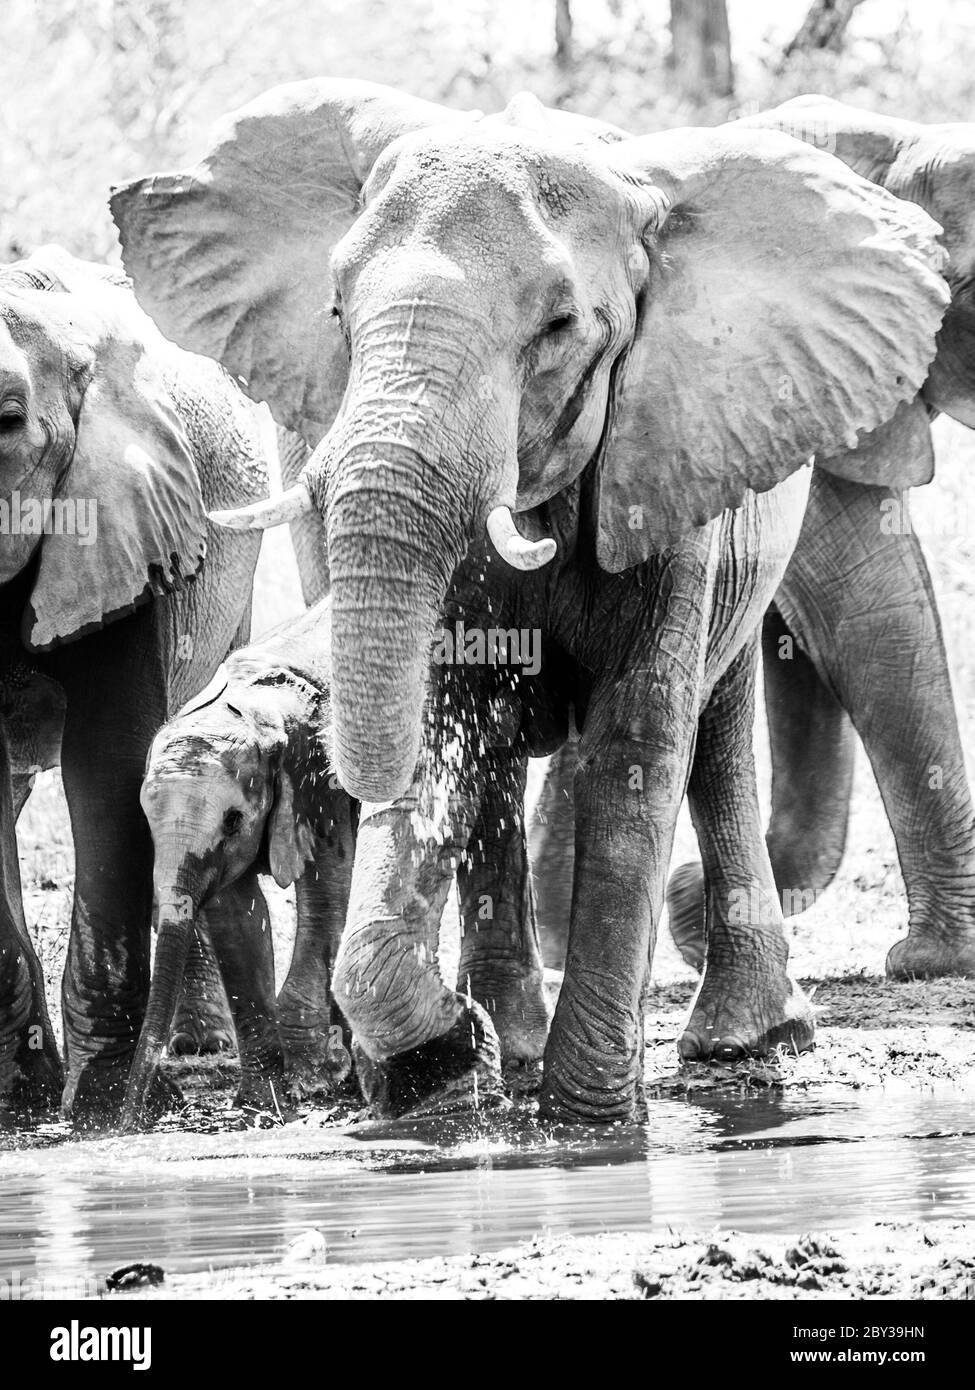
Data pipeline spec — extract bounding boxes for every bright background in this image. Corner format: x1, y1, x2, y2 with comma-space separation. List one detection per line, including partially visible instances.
6, 0, 975, 1010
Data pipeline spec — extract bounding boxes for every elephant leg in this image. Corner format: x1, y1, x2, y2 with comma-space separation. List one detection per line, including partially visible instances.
11, 774, 35, 821
666, 604, 857, 973
678, 640, 816, 1060
763, 605, 857, 901
776, 471, 975, 978
53, 610, 168, 1126
457, 744, 551, 1069
332, 778, 503, 1120
277, 811, 355, 1095
168, 925, 235, 1056
205, 873, 286, 1112
539, 652, 699, 1123
0, 723, 62, 1117
166, 599, 255, 1057
527, 733, 579, 970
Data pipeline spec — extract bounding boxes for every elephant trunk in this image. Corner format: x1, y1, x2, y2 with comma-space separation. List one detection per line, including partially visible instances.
310, 322, 509, 803
325, 465, 463, 803
118, 891, 197, 1133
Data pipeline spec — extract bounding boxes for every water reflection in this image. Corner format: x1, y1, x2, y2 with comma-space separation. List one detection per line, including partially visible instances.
2, 1082, 974, 1285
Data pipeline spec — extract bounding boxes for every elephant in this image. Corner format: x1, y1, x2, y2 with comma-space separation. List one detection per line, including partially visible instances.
0, 245, 271, 1124
663, 97, 975, 980
110, 79, 949, 1122
120, 597, 356, 1131
123, 583, 558, 1127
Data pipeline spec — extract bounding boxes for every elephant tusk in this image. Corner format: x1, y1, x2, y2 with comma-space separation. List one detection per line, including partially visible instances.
486, 506, 557, 571
209, 482, 314, 532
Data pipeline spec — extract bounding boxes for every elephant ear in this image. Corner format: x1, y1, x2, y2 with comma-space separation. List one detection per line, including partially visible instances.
738, 97, 975, 429
267, 766, 317, 888
816, 397, 935, 488
23, 283, 207, 651
595, 126, 949, 570
110, 78, 464, 445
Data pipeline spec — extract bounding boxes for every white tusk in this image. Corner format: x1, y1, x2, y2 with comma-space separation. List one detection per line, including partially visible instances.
486, 506, 557, 571
208, 481, 314, 532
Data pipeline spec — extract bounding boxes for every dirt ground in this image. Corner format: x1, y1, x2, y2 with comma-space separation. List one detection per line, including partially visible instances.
118, 1224, 975, 1300
8, 420, 975, 1299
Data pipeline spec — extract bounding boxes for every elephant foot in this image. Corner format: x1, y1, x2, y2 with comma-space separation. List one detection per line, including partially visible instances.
468, 967, 552, 1066
283, 1023, 354, 1099
665, 861, 706, 973
354, 1001, 505, 1120
503, 1056, 544, 1096
0, 1036, 64, 1122
168, 1003, 236, 1057
886, 930, 975, 980
679, 961, 815, 1062
537, 1067, 641, 1125
234, 1069, 290, 1120
537, 986, 643, 1124
231, 1026, 291, 1117
66, 1057, 182, 1132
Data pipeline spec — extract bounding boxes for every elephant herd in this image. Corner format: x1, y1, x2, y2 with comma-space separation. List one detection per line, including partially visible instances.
1, 80, 975, 1132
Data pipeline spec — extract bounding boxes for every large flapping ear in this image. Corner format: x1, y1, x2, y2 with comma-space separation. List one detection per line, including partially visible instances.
816, 397, 935, 488
110, 78, 464, 445
23, 283, 207, 651
595, 126, 949, 570
267, 765, 317, 888
738, 97, 975, 428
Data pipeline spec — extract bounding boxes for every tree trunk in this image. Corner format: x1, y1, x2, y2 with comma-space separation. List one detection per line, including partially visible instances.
669, 0, 734, 100
784, 0, 866, 58
555, 0, 573, 71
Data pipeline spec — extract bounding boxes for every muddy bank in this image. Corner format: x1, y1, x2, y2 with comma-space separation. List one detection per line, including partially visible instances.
115, 1224, 975, 1300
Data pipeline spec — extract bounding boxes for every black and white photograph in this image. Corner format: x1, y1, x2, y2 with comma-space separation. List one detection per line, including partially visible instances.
1, 0, 974, 1337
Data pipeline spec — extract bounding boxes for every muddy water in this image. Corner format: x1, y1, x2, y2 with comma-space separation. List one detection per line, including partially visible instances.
1, 1082, 974, 1287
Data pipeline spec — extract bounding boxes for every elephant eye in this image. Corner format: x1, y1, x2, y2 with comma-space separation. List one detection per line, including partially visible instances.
542, 313, 575, 337
223, 808, 244, 835
0, 404, 26, 435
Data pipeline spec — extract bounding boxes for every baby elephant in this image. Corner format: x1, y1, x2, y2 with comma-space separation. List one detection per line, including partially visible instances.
120, 599, 355, 1130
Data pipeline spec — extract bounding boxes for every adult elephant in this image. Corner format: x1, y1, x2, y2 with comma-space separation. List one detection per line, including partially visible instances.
111, 80, 947, 1121
665, 98, 975, 980
0, 246, 268, 1123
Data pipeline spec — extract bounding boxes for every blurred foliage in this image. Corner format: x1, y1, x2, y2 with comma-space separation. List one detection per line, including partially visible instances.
4, 0, 975, 264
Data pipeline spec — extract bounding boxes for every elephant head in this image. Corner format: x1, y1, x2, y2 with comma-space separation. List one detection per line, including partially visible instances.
0, 245, 213, 652
111, 80, 949, 803
121, 631, 331, 1129
734, 96, 975, 430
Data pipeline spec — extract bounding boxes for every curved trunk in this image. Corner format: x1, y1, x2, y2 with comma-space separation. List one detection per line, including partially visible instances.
321, 334, 504, 802
327, 489, 458, 803
118, 896, 196, 1132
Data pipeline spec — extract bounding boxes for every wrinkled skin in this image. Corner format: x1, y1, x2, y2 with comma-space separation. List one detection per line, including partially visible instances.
667, 99, 975, 980
113, 80, 948, 1120
0, 248, 267, 1125
121, 599, 355, 1130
